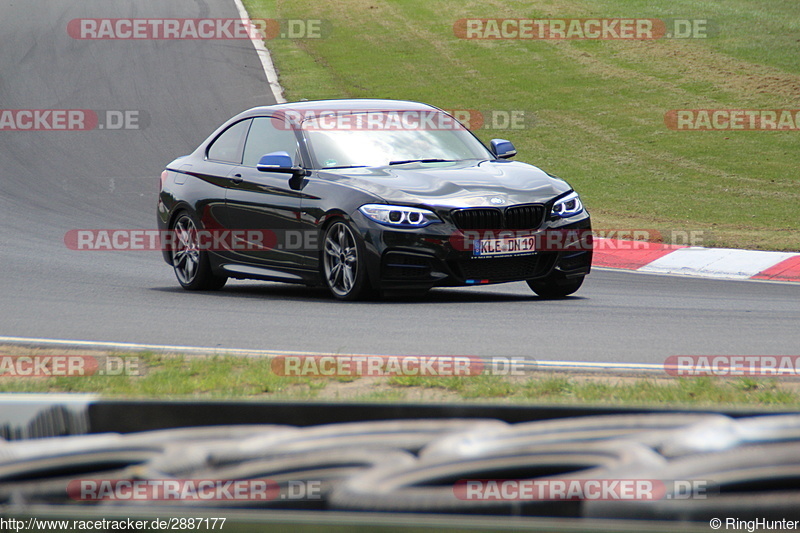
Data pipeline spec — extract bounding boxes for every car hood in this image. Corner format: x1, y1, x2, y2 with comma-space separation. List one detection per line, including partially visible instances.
316, 160, 572, 209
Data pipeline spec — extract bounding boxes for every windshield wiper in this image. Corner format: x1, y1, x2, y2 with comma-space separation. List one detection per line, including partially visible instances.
320, 165, 368, 169
388, 158, 455, 165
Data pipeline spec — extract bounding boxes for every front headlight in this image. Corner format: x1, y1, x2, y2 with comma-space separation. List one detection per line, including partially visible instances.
359, 204, 441, 228
552, 191, 584, 218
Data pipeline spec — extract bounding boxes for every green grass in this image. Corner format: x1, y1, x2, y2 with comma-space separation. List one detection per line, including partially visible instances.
2, 352, 799, 408
244, 0, 800, 251
387, 373, 800, 407
389, 374, 516, 399
0, 352, 325, 399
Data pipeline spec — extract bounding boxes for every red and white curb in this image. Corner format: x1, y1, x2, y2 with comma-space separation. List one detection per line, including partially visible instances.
593, 239, 800, 283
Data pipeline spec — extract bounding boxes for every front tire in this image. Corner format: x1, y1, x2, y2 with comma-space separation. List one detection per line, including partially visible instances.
527, 275, 584, 298
322, 221, 373, 301
170, 211, 227, 291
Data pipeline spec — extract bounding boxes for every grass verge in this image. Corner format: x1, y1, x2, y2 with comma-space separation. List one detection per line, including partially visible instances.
1, 348, 799, 409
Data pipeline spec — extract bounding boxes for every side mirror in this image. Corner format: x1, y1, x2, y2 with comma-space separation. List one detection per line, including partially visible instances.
490, 139, 517, 159
256, 151, 310, 177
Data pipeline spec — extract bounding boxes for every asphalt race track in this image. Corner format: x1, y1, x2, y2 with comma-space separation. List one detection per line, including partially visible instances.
1, 0, 799, 365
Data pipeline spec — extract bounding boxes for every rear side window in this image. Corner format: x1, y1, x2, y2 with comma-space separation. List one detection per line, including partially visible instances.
207, 119, 251, 163
242, 117, 301, 167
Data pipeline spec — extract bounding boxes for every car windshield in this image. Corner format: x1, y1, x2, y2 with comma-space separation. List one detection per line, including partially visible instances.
301, 111, 493, 168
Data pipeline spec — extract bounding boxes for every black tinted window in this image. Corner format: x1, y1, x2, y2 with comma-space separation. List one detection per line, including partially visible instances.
207, 119, 251, 163
242, 117, 300, 167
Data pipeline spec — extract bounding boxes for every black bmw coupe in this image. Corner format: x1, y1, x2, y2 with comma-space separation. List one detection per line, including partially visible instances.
157, 99, 592, 300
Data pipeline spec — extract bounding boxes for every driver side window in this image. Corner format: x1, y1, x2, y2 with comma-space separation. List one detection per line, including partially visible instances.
242, 117, 301, 167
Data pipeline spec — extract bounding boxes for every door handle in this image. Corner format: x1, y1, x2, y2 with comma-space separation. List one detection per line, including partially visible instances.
231, 173, 243, 184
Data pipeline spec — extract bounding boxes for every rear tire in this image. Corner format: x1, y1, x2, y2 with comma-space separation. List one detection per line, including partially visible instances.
170, 211, 228, 291
527, 274, 584, 298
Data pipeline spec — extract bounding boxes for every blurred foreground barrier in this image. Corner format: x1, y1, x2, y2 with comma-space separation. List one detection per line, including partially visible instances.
0, 395, 798, 530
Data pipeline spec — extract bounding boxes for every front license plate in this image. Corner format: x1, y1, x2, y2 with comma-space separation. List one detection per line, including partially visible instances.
473, 236, 536, 256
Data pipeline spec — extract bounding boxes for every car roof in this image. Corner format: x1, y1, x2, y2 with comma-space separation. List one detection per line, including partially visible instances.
236, 98, 441, 118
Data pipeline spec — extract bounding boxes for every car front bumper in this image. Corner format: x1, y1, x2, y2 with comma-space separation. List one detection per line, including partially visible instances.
355, 212, 593, 291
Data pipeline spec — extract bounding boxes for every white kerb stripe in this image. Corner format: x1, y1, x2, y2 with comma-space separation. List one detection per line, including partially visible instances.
639, 247, 798, 279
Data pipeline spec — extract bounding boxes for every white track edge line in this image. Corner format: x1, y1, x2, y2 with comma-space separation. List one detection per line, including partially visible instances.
234, 0, 286, 103
0, 336, 666, 373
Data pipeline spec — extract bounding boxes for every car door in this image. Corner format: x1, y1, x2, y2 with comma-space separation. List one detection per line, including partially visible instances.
224, 116, 308, 271
185, 118, 251, 237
